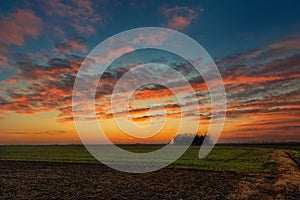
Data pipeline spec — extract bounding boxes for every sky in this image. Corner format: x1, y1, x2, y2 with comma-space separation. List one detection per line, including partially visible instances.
0, 0, 299, 144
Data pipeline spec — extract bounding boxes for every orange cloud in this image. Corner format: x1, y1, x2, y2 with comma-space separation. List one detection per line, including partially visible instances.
224, 74, 298, 85
1, 33, 299, 145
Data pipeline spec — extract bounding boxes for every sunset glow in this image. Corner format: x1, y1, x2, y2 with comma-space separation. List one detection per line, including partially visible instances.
0, 1, 299, 144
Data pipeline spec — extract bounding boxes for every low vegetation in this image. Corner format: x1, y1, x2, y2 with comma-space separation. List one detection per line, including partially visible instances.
0, 144, 292, 173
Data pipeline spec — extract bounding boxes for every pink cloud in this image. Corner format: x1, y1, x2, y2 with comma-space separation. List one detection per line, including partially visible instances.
104, 46, 135, 61
131, 30, 169, 46
162, 6, 201, 30
43, 0, 101, 35
0, 9, 42, 46
68, 40, 86, 53
217, 50, 263, 66
54, 36, 87, 55
0, 45, 9, 68
269, 37, 300, 50
0, 54, 7, 67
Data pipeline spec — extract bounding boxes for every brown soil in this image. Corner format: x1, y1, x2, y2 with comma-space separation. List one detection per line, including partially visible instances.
0, 151, 299, 200
272, 150, 300, 199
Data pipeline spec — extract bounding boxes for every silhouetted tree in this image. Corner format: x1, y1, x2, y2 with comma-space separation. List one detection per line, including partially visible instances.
173, 134, 211, 145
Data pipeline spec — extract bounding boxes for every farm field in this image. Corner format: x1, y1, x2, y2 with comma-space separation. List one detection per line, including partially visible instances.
0, 144, 300, 199
0, 145, 276, 172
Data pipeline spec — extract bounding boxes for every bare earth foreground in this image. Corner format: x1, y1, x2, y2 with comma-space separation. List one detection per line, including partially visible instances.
0, 150, 299, 200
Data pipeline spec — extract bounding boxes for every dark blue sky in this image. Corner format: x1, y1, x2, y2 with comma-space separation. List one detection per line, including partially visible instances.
1, 0, 300, 64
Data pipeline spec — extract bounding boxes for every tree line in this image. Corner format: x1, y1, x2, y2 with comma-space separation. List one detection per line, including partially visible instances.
172, 134, 211, 145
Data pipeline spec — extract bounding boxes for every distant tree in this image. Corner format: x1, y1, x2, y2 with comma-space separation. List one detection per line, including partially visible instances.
173, 133, 211, 145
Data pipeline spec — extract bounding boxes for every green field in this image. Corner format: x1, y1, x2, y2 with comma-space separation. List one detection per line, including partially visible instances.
0, 144, 299, 173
